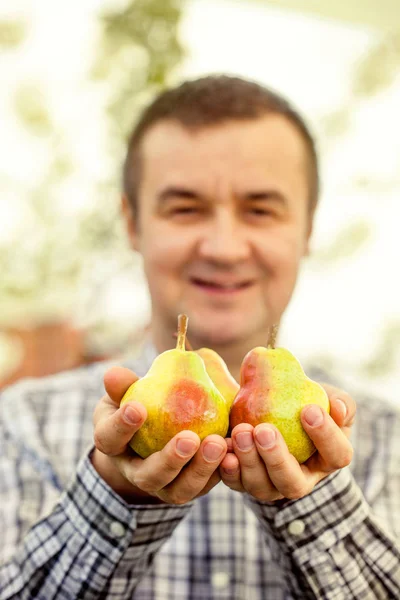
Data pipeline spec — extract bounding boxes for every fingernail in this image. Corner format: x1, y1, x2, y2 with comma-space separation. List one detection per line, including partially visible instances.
176, 438, 198, 457
235, 432, 254, 451
304, 405, 324, 427
255, 426, 276, 449
203, 442, 224, 462
224, 465, 239, 476
335, 399, 347, 419
123, 405, 141, 425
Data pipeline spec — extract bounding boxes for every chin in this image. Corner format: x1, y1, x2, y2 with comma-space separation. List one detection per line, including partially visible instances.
187, 315, 257, 348
197, 330, 240, 348
174, 302, 269, 346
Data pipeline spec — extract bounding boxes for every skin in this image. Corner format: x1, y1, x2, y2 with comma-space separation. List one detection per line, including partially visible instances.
128, 116, 312, 374
92, 115, 355, 504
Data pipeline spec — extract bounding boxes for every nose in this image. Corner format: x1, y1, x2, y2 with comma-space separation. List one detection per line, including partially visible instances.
197, 209, 250, 265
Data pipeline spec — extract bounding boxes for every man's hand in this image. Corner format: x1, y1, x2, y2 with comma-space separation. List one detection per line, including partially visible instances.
92, 366, 227, 505
219, 384, 356, 502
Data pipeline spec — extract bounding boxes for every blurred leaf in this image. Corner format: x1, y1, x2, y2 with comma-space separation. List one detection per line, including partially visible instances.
78, 199, 122, 252
319, 29, 400, 153
50, 154, 75, 181
14, 84, 52, 136
351, 174, 400, 193
0, 19, 27, 49
93, 0, 184, 144
320, 107, 352, 140
312, 221, 373, 264
353, 31, 400, 98
361, 321, 400, 378
1, 1, 185, 325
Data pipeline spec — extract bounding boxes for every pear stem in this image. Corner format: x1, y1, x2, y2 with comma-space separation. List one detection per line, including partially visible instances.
185, 337, 194, 351
172, 332, 194, 351
267, 324, 279, 349
176, 314, 188, 351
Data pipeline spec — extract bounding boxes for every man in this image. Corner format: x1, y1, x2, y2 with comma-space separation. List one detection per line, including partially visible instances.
1, 75, 399, 599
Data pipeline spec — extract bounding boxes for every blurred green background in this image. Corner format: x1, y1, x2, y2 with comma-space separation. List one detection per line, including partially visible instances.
0, 0, 399, 401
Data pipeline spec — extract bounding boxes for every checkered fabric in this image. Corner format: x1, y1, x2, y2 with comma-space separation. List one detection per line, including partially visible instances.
1, 344, 399, 599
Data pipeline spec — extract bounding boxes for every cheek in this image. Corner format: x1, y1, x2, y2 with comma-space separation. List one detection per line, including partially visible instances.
139, 225, 193, 281
257, 235, 305, 321
141, 241, 177, 307
257, 227, 306, 276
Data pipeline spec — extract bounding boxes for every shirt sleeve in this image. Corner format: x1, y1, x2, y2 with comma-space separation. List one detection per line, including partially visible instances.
245, 467, 400, 599
0, 444, 192, 600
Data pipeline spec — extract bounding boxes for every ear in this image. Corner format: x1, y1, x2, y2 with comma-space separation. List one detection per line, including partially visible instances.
121, 194, 140, 251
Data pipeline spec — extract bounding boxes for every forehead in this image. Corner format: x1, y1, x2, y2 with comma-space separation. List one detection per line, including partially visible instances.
139, 115, 309, 193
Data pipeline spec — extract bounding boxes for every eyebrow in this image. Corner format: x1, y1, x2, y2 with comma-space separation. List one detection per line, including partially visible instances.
157, 186, 200, 205
156, 186, 288, 207
243, 190, 288, 207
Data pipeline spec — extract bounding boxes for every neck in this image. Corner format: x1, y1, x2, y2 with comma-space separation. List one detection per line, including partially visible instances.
149, 318, 275, 383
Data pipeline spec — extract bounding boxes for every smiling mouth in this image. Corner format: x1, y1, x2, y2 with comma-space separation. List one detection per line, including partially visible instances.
190, 277, 253, 293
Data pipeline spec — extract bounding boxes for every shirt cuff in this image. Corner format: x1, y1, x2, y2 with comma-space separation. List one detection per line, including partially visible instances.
245, 468, 369, 564
59, 447, 193, 562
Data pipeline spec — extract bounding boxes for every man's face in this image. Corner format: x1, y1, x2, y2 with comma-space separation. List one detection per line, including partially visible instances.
126, 115, 312, 348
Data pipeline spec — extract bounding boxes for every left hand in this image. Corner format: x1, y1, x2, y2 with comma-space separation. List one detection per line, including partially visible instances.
219, 384, 356, 502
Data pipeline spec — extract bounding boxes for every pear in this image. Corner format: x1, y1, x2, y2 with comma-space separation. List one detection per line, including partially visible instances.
172, 333, 239, 410
121, 314, 230, 458
195, 348, 239, 410
230, 327, 329, 463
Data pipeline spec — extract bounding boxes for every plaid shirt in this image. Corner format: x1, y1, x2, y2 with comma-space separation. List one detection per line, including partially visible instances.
1, 343, 400, 599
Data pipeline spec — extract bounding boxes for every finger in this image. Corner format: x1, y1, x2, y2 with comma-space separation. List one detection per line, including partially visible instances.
225, 438, 234, 453
93, 394, 119, 428
219, 451, 245, 493
104, 366, 139, 405
125, 431, 201, 495
220, 451, 240, 477
94, 400, 147, 456
195, 470, 222, 498
320, 384, 356, 428
158, 435, 227, 504
301, 405, 354, 472
254, 424, 312, 500
93, 390, 141, 428
231, 424, 281, 501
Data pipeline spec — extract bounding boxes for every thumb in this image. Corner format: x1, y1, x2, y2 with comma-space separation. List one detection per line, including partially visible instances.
104, 366, 139, 405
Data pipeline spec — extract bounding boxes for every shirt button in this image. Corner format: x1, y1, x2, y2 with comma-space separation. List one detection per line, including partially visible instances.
287, 519, 305, 536
109, 521, 126, 538
211, 571, 230, 589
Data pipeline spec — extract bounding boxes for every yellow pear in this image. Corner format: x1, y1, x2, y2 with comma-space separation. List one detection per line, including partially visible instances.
195, 348, 239, 410
230, 335, 329, 463
121, 315, 230, 458
172, 333, 239, 409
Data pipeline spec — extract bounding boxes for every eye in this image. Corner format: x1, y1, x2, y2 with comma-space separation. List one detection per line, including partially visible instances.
166, 203, 204, 220
248, 207, 272, 215
172, 206, 198, 214
246, 206, 274, 217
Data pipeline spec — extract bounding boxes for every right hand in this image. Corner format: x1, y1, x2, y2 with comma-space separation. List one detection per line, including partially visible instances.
92, 366, 228, 505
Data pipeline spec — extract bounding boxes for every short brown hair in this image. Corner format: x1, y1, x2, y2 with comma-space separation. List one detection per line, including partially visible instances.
123, 75, 319, 216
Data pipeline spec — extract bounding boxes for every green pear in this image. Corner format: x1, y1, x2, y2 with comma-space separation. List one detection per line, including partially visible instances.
230, 340, 329, 463
121, 314, 229, 458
